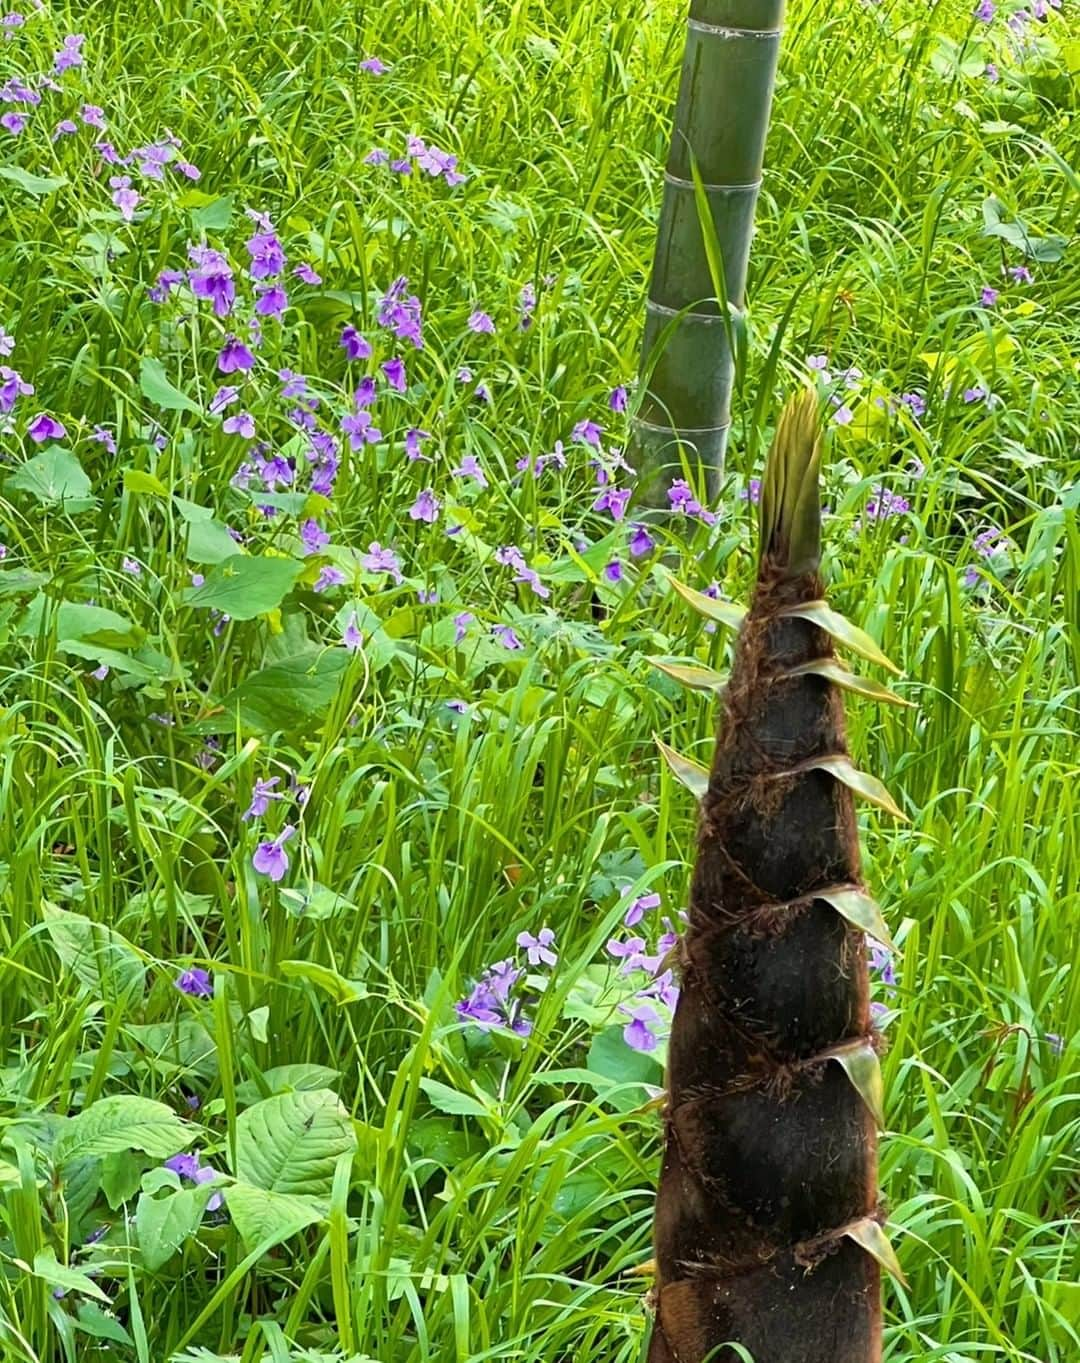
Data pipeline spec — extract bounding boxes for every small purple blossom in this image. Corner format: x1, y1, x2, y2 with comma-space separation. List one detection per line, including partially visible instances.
628, 523, 655, 558
188, 246, 236, 317
453, 611, 474, 643
342, 611, 363, 651
341, 324, 371, 360
864, 487, 910, 520
609, 385, 628, 413
517, 927, 557, 967
27, 413, 66, 443
54, 34, 85, 74
314, 565, 345, 593
493, 623, 523, 650
175, 968, 212, 998
382, 357, 407, 392
222, 412, 256, 438
604, 560, 624, 584
624, 891, 661, 928
252, 824, 295, 882
359, 56, 387, 74
294, 262, 322, 285
362, 541, 403, 583
409, 488, 440, 523
467, 310, 495, 335
218, 336, 255, 374
404, 428, 431, 462
667, 479, 716, 525
1008, 264, 1033, 284
981, 286, 999, 308
572, 418, 603, 449
453, 454, 487, 487
593, 487, 632, 522
740, 478, 762, 505
244, 776, 282, 821
300, 519, 330, 555
620, 1002, 660, 1053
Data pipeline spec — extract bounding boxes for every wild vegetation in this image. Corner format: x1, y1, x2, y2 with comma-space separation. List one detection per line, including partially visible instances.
0, 2, 1075, 1361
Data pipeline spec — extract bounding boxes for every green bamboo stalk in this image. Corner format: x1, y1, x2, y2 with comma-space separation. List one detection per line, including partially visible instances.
631, 0, 785, 507
648, 393, 905, 1363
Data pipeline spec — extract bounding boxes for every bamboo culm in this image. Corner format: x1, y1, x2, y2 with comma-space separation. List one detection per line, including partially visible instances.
631, 0, 785, 507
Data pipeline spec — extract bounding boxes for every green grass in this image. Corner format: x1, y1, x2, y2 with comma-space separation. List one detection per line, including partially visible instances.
0, 0, 1077, 1360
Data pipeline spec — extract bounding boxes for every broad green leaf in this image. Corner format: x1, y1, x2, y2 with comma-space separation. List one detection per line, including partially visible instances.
807, 755, 908, 821
0, 165, 68, 197
217, 649, 352, 732
101, 1151, 143, 1209
419, 1079, 492, 1120
280, 960, 367, 1004
649, 658, 725, 691
139, 357, 202, 415
777, 601, 899, 674
586, 1026, 663, 1112
234, 1089, 356, 1197
783, 659, 914, 707
0, 567, 50, 596
655, 736, 710, 799
136, 1182, 218, 1270
18, 596, 143, 649
843, 1216, 908, 1287
123, 468, 169, 497
225, 1183, 324, 1251
55, 1096, 192, 1165
981, 196, 1066, 263
73, 1302, 132, 1346
183, 554, 303, 620
666, 575, 745, 629
58, 640, 178, 685
825, 1040, 885, 1128
173, 497, 240, 565
42, 903, 146, 998
30, 1249, 109, 1303
5, 449, 94, 512
817, 888, 896, 951
234, 1064, 341, 1106
189, 194, 234, 232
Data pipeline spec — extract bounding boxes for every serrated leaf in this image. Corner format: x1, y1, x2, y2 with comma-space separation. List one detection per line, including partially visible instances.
55, 1096, 192, 1165
5, 449, 94, 512
777, 601, 900, 674
843, 1216, 908, 1287
136, 1182, 217, 1270
648, 659, 726, 691
280, 960, 367, 1004
225, 1183, 324, 1251
0, 164, 68, 197
666, 575, 745, 629
825, 1039, 885, 1128
807, 755, 907, 821
655, 736, 710, 799
418, 1079, 492, 1120
139, 357, 202, 415
183, 554, 303, 621
42, 903, 146, 998
782, 659, 914, 707
234, 1090, 356, 1197
30, 1249, 109, 1303
817, 888, 896, 951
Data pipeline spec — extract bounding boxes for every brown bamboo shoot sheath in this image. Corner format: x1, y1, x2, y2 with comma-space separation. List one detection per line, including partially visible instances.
649, 396, 884, 1362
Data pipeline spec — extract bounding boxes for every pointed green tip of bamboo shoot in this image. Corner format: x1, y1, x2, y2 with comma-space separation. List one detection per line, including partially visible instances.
758, 389, 823, 578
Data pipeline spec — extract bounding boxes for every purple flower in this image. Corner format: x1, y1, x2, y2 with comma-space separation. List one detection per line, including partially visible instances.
255, 284, 287, 320
210, 385, 239, 416
92, 425, 117, 454
81, 104, 106, 129
900, 392, 926, 419
359, 56, 387, 74
572, 418, 603, 448
739, 478, 762, 505
163, 1151, 223, 1211
445, 699, 469, 714
362, 541, 403, 582
188, 246, 236, 317
382, 357, 407, 392
315, 565, 345, 593
293, 262, 321, 285
975, 0, 995, 16
1045, 1033, 1063, 1056
252, 824, 295, 882
667, 479, 716, 524
53, 119, 78, 137
149, 269, 185, 304
518, 282, 537, 329
244, 776, 282, 821
246, 225, 285, 280
603, 560, 624, 584
1, 111, 29, 135
1008, 264, 1033, 284
493, 624, 522, 650
833, 405, 854, 427
300, 519, 330, 555
981, 286, 999, 308
218, 336, 255, 374
113, 173, 142, 215
54, 33, 85, 73
377, 279, 424, 348
353, 376, 377, 408
607, 936, 649, 972
404, 427, 431, 462
453, 611, 474, 643
593, 487, 632, 522
365, 147, 390, 165
452, 454, 487, 487
869, 941, 896, 988
620, 1002, 660, 1053
0, 326, 12, 358
609, 385, 628, 413
624, 891, 661, 928
223, 412, 256, 438
628, 523, 655, 558
864, 487, 910, 520
342, 410, 381, 450
985, 61, 1000, 81
175, 968, 212, 998
341, 324, 371, 360
468, 310, 495, 335
27, 413, 66, 443
122, 557, 141, 576
517, 927, 557, 967
963, 385, 988, 404
342, 611, 363, 651
409, 489, 440, 523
